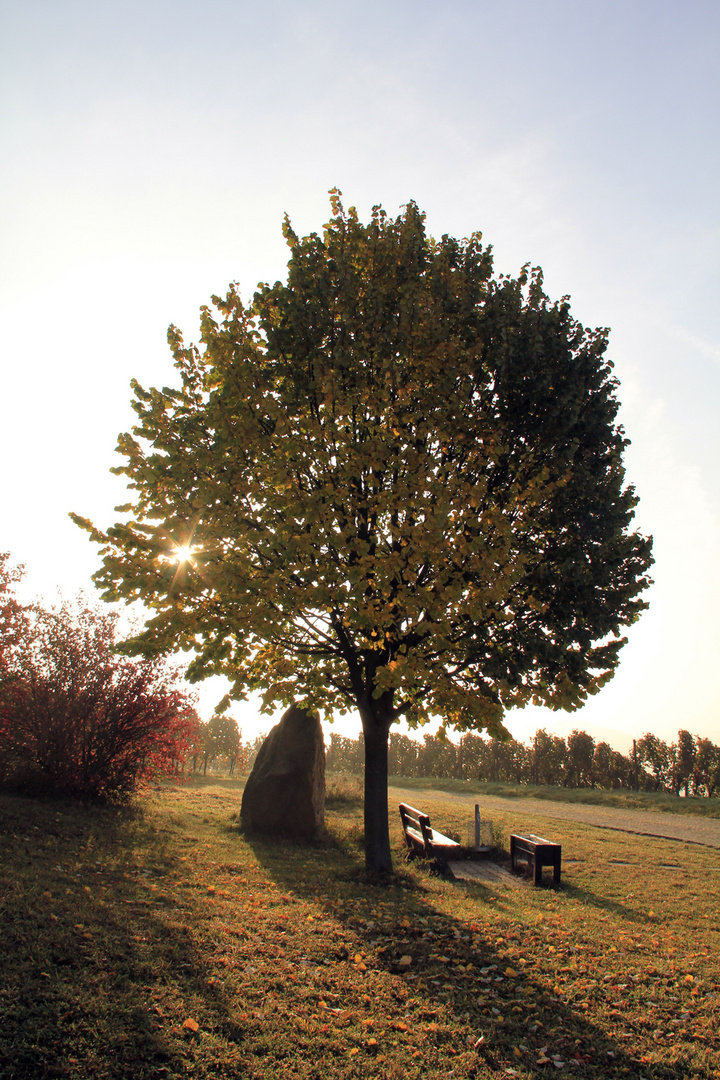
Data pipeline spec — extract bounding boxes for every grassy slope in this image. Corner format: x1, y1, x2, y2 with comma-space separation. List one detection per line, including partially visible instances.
0, 778, 718, 1080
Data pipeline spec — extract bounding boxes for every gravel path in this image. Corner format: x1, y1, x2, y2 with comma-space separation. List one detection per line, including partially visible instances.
391, 786, 720, 850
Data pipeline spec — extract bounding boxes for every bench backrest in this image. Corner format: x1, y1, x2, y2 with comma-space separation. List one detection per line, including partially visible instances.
399, 803, 434, 849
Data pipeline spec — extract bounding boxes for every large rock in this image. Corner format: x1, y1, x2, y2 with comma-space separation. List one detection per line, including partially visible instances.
241, 703, 325, 838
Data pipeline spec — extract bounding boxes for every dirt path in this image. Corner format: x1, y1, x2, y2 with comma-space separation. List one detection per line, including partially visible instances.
389, 785, 720, 850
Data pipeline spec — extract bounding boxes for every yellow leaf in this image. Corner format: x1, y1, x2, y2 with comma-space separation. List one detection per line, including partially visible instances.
505, 967, 518, 977
182, 1018, 199, 1033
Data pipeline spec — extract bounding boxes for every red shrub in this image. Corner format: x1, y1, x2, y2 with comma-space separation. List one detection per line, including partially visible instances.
0, 564, 196, 800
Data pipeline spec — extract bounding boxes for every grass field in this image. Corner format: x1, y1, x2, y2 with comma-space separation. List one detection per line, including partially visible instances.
0, 777, 718, 1079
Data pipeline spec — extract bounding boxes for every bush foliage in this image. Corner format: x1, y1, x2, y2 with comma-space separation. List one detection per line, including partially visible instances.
0, 554, 196, 801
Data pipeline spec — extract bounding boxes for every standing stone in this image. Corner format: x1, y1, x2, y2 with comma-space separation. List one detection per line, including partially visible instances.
241, 703, 325, 838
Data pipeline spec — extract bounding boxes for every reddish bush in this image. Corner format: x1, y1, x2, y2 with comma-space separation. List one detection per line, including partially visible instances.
0, 559, 196, 801
0, 553, 28, 676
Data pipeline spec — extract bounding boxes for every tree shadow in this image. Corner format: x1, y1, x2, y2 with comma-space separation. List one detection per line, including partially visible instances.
246, 827, 695, 1080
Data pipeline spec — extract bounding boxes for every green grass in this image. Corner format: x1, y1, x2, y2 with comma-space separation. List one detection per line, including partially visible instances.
389, 775, 720, 817
0, 779, 718, 1079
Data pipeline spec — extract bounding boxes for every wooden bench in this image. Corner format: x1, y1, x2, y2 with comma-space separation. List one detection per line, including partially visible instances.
399, 803, 461, 861
510, 833, 561, 885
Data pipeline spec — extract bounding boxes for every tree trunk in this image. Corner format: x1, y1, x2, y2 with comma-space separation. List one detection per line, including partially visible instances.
360, 698, 393, 873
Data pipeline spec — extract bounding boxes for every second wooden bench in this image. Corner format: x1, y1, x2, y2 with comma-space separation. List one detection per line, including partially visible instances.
510, 833, 561, 885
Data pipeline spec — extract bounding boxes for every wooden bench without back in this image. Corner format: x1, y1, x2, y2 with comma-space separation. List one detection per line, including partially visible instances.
510, 833, 561, 885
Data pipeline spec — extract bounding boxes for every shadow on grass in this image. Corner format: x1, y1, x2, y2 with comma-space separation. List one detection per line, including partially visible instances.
0, 794, 242, 1080
559, 882, 648, 925
245, 826, 691, 1080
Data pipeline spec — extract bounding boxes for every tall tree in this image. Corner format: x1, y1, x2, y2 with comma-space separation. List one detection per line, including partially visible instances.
636, 732, 671, 791
565, 729, 596, 787
672, 729, 696, 797
532, 728, 568, 786
203, 712, 241, 774
73, 194, 653, 870
693, 737, 720, 798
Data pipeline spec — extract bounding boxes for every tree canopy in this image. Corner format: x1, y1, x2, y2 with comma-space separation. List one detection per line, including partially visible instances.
73, 193, 653, 869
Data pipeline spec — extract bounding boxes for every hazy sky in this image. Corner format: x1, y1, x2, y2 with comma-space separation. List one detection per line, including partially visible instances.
2, 0, 718, 752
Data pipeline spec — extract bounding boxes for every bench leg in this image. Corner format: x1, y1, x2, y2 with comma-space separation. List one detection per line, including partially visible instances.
534, 855, 542, 886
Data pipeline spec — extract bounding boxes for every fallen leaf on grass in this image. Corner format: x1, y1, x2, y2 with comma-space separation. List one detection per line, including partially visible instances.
182, 1018, 199, 1033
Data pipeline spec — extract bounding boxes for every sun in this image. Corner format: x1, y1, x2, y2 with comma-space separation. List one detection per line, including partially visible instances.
172, 544, 195, 563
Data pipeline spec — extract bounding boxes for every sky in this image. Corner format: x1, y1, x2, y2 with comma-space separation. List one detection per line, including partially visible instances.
1, 0, 719, 754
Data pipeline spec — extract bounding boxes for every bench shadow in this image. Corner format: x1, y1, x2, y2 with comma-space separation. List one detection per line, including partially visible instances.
559, 881, 649, 924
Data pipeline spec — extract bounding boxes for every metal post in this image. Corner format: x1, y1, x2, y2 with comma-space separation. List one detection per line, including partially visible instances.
475, 803, 480, 848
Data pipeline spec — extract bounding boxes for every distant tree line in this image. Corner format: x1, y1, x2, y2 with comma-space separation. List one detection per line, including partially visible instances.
325, 728, 720, 798
186, 713, 248, 777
